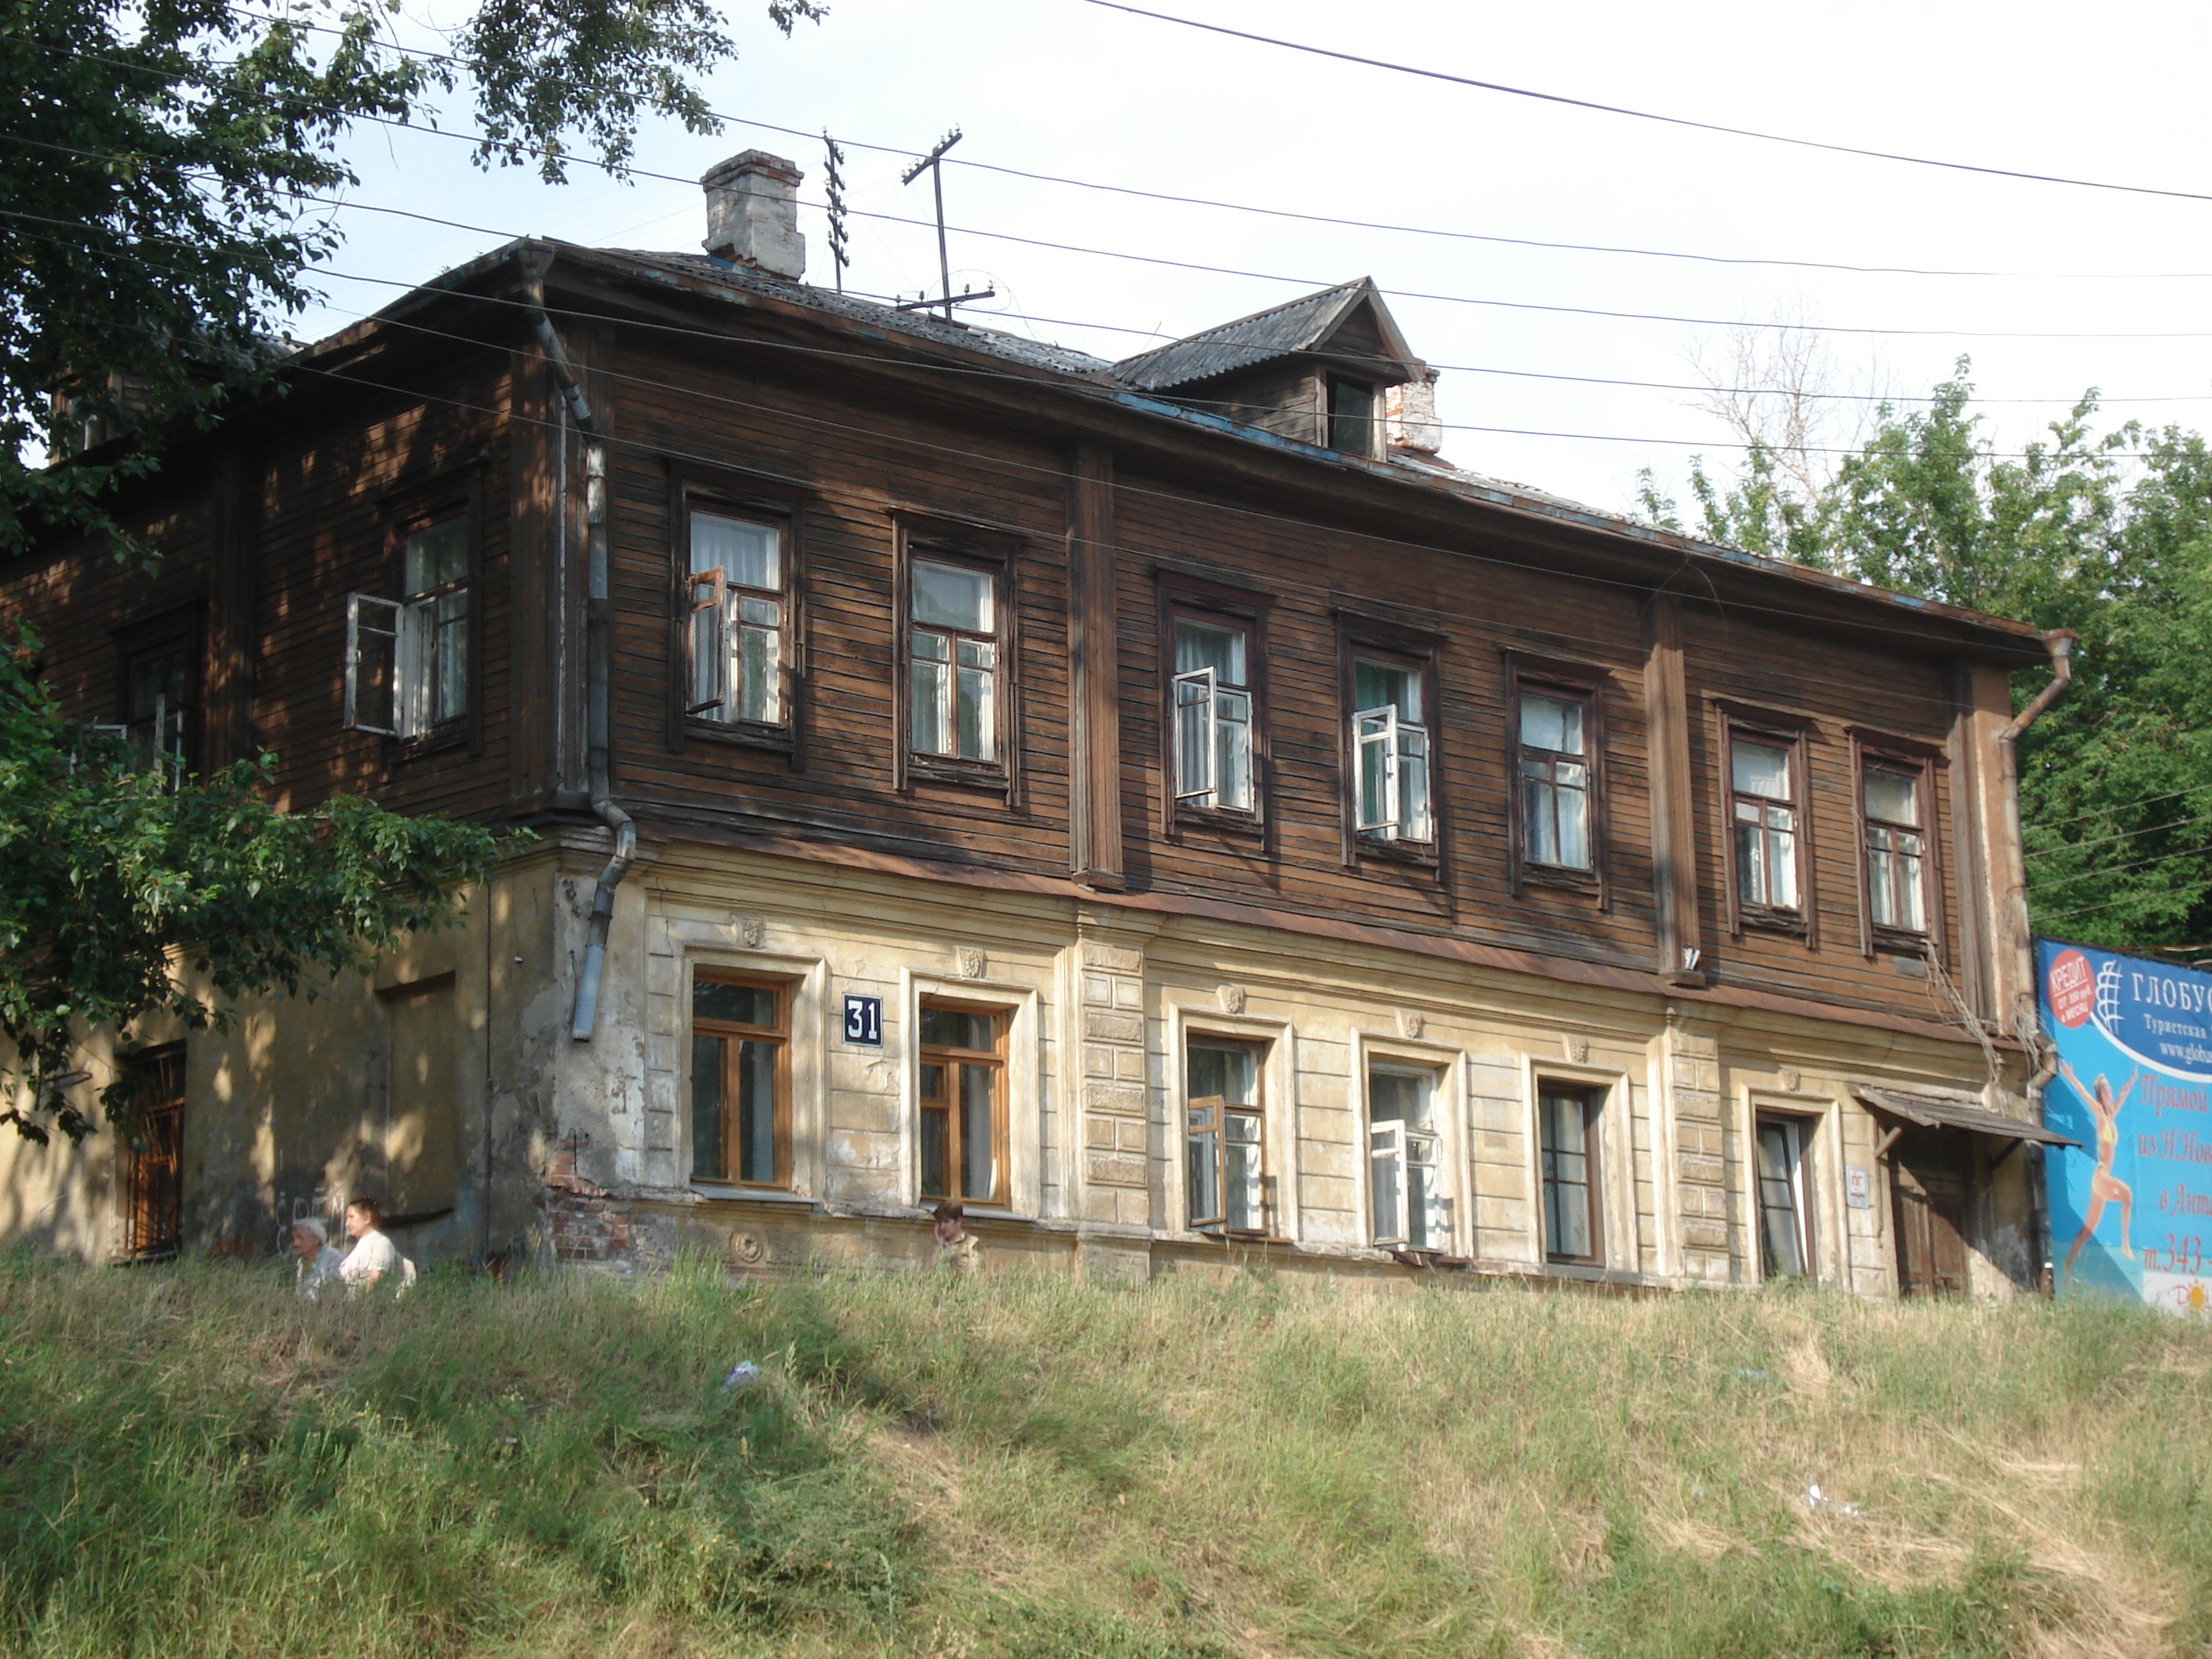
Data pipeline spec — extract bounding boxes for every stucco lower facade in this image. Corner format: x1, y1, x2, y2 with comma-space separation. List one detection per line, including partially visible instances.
0, 833, 2043, 1298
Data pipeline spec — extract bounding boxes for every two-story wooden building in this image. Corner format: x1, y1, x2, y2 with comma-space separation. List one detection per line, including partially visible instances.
0, 151, 2076, 1295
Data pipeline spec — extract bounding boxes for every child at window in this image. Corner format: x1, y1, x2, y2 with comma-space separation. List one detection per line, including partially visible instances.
929, 1200, 980, 1273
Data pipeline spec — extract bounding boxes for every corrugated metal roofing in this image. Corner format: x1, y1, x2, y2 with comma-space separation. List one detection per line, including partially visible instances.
1111, 277, 1416, 392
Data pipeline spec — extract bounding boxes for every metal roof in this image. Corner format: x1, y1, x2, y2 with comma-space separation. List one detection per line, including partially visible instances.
1853, 1086, 2080, 1148
610, 248, 1122, 380
1111, 277, 1419, 392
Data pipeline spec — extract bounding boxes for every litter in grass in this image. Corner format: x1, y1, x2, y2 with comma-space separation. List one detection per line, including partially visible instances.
1804, 1483, 1862, 1518
717, 1359, 760, 1396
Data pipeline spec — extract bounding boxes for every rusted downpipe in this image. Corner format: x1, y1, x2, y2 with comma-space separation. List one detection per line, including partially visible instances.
1997, 628, 2075, 1288
510, 245, 634, 1041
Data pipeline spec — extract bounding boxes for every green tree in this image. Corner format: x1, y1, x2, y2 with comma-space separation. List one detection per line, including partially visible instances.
1647, 362, 2212, 953
0, 635, 511, 1144
2, 0, 822, 561
2, 0, 817, 1140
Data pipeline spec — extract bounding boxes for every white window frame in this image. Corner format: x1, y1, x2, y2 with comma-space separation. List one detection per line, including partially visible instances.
906, 555, 1002, 767
1352, 702, 1433, 841
1736, 1082, 1845, 1288
683, 510, 787, 728
343, 590, 464, 742
1353, 1030, 1467, 1256
1172, 664, 1255, 811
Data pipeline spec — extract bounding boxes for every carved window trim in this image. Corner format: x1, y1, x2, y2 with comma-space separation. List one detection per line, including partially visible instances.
1714, 701, 1818, 944
1157, 570, 1273, 842
894, 513, 1023, 803
1505, 651, 1609, 905
1338, 611, 1446, 875
666, 461, 810, 764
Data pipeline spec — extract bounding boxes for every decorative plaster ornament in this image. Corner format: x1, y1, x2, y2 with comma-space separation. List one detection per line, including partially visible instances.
1397, 1009, 1424, 1040
1218, 984, 1247, 1015
956, 947, 986, 980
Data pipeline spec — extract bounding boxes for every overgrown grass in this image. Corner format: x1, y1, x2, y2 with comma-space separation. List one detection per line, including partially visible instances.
2, 1254, 2207, 1657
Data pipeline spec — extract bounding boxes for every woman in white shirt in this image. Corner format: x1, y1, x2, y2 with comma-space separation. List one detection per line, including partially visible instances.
339, 1196, 405, 1295
290, 1218, 346, 1298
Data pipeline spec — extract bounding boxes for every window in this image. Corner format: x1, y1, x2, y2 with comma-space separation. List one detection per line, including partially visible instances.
1754, 1115, 1815, 1280
909, 558, 998, 765
1538, 1086, 1602, 1265
1368, 1064, 1445, 1248
1172, 617, 1254, 813
918, 1002, 1005, 1206
1351, 656, 1432, 844
690, 976, 789, 1187
1862, 763, 1927, 935
1730, 731, 1801, 914
117, 624, 197, 786
686, 509, 786, 727
1186, 1041, 1265, 1232
120, 1045, 185, 1260
1328, 377, 1378, 457
345, 506, 474, 740
1518, 688, 1592, 873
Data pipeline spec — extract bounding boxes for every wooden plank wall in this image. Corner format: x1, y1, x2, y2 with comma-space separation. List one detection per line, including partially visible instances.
0, 304, 1985, 1030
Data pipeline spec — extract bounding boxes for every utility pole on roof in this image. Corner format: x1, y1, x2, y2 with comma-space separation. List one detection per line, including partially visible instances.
897, 128, 994, 324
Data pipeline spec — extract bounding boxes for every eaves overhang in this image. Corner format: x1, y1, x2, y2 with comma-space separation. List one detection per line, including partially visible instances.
280, 237, 2049, 665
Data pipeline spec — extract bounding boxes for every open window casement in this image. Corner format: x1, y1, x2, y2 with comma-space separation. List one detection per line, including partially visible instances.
686, 568, 727, 716
126, 694, 187, 789
344, 592, 448, 739
1354, 705, 1431, 840
1185, 1093, 1265, 1232
1369, 1120, 1447, 1248
1173, 668, 1254, 808
344, 593, 401, 736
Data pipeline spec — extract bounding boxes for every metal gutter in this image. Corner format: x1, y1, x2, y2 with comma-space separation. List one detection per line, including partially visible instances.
510, 244, 635, 1042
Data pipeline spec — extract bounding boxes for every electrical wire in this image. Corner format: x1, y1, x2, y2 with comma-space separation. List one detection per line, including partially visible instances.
1080, 0, 2212, 208
2028, 842, 2212, 894
2023, 810, 2212, 859
2029, 784, 2212, 832
15, 196, 2195, 462
159, 16, 2212, 281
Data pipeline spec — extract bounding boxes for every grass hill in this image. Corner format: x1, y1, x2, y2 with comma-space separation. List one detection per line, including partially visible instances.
2, 1253, 2207, 1657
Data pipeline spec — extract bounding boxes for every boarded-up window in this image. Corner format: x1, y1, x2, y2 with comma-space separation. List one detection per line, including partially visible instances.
380, 975, 461, 1218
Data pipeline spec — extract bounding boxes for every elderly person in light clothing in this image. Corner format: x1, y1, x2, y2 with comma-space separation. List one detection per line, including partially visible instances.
290, 1218, 345, 1298
339, 1196, 405, 1295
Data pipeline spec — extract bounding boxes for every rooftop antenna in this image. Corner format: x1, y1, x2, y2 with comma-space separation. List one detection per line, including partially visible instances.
822, 130, 851, 293
897, 127, 994, 323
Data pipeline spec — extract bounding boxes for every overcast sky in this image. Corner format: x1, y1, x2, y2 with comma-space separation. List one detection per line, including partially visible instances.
309, 0, 2212, 519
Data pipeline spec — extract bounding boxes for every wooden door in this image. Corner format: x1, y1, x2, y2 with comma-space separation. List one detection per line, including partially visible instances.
123, 1046, 185, 1258
1891, 1133, 1968, 1296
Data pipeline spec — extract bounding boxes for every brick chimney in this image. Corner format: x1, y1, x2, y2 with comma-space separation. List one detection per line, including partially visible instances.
701, 150, 806, 280
1386, 364, 1442, 454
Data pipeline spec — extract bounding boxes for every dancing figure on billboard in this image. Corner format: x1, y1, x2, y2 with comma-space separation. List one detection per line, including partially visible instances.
2057, 1060, 2139, 1282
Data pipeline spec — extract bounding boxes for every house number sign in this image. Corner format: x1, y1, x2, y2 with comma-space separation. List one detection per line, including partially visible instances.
842, 994, 884, 1046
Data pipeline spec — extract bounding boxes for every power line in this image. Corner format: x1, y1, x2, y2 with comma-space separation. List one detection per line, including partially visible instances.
17, 115, 2212, 407
2029, 842, 2212, 895
1080, 0, 2212, 208
2023, 810, 2212, 859
43, 26, 2212, 293
2030, 784, 2212, 831
11, 199, 2189, 464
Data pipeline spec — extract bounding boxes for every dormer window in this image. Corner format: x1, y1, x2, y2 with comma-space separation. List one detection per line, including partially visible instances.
1328, 378, 1378, 457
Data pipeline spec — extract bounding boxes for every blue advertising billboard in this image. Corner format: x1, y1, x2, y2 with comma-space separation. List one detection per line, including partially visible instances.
2038, 939, 2212, 1317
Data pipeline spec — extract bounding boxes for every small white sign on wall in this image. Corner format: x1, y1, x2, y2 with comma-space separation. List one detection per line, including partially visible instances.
1846, 1164, 1873, 1210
